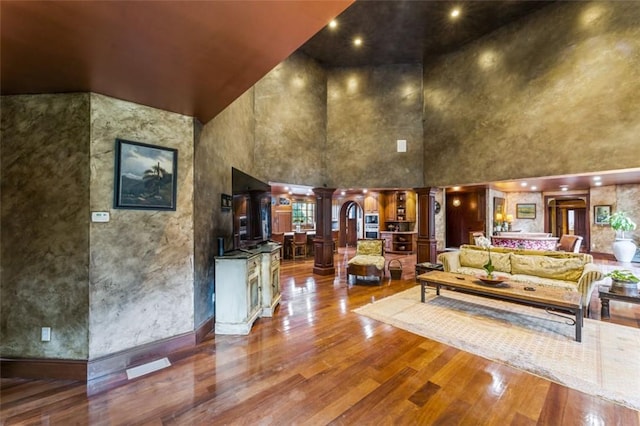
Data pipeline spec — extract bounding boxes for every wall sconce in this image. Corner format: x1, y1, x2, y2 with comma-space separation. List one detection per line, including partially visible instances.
452, 198, 461, 207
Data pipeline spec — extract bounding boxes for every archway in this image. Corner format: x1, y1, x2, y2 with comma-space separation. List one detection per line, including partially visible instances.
545, 195, 589, 252
339, 201, 363, 248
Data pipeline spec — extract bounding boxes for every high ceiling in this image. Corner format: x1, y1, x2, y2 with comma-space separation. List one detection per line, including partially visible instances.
0, 1, 353, 124
1, 1, 552, 124
300, 0, 552, 67
3, 1, 638, 191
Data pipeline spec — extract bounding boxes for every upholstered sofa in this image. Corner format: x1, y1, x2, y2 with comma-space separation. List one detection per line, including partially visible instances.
437, 245, 604, 313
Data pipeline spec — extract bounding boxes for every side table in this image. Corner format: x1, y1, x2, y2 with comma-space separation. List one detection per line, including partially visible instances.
415, 262, 443, 282
598, 285, 640, 319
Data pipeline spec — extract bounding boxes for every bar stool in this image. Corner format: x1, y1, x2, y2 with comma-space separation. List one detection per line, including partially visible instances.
271, 232, 286, 259
291, 231, 307, 259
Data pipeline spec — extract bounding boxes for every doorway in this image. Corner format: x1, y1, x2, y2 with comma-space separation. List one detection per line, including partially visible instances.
545, 196, 589, 252
445, 189, 486, 248
339, 201, 362, 247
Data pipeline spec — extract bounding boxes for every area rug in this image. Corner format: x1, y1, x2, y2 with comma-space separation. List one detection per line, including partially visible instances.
354, 286, 640, 411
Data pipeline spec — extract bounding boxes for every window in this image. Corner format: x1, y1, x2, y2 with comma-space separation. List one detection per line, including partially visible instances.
292, 200, 315, 228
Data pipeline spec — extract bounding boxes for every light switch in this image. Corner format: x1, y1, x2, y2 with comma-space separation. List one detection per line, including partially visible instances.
397, 139, 407, 152
91, 212, 110, 222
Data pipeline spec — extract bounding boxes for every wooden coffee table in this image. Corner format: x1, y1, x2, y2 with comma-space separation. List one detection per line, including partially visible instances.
599, 285, 640, 319
417, 271, 584, 342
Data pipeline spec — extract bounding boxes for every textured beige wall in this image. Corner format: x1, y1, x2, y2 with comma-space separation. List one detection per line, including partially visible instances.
423, 1, 640, 187
1, 94, 91, 359
254, 52, 327, 186
590, 184, 640, 254
89, 94, 194, 358
505, 192, 545, 233
195, 89, 255, 327
327, 64, 424, 188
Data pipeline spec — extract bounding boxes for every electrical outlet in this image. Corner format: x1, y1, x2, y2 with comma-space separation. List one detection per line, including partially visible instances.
41, 327, 51, 342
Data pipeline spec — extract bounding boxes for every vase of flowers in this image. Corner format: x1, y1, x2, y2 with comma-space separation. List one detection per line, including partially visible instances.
606, 211, 637, 262
476, 236, 495, 278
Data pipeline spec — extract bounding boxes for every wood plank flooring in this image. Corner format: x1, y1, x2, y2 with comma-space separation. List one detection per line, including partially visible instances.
2, 250, 640, 425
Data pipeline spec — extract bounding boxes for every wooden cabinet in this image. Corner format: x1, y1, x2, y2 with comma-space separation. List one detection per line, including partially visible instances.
381, 232, 417, 254
396, 192, 407, 221
382, 190, 416, 222
214, 252, 262, 335
384, 193, 396, 222
406, 191, 416, 222
259, 244, 281, 317
364, 194, 379, 212
215, 243, 282, 334
380, 231, 393, 252
273, 210, 292, 233
391, 232, 416, 254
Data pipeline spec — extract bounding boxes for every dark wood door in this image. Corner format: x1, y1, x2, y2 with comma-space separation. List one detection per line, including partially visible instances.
346, 218, 358, 247
574, 208, 588, 251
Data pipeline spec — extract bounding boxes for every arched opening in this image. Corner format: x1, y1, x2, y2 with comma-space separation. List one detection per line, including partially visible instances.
545, 195, 589, 251
339, 201, 363, 248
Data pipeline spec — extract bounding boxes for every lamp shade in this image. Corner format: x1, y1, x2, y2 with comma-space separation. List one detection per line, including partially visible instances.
506, 214, 514, 222
496, 213, 503, 221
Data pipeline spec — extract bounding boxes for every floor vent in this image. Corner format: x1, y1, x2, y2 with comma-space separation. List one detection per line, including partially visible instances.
126, 357, 171, 380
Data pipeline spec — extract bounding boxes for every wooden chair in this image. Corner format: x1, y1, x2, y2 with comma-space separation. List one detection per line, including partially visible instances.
291, 231, 307, 259
332, 230, 339, 253
271, 232, 286, 259
557, 234, 583, 253
347, 239, 386, 283
469, 231, 485, 245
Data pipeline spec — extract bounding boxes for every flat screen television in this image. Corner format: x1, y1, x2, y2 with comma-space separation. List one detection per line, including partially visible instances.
232, 167, 271, 249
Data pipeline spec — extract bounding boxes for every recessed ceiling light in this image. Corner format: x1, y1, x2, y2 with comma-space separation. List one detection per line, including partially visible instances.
452, 186, 461, 191
328, 20, 337, 29
353, 37, 362, 47
363, 189, 368, 193
561, 187, 568, 191
450, 8, 461, 19
284, 186, 289, 191
520, 182, 528, 187
593, 176, 601, 181
341, 191, 346, 196
531, 186, 538, 191
595, 181, 602, 186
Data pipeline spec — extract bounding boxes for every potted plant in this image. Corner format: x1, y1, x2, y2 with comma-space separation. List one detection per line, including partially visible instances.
606, 269, 639, 291
606, 211, 637, 262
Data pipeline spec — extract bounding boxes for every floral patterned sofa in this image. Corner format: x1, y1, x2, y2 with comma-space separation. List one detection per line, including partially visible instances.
437, 245, 604, 314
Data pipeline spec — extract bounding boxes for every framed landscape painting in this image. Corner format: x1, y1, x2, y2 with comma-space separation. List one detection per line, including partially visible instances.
114, 139, 178, 210
516, 203, 536, 219
594, 205, 611, 225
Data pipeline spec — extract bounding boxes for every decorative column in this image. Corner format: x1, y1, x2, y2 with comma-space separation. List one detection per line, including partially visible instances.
415, 187, 438, 264
312, 187, 336, 275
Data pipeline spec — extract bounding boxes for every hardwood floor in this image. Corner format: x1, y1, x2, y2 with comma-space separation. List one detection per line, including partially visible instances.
2, 250, 640, 425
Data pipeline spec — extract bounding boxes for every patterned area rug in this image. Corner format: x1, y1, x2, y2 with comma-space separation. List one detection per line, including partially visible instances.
354, 286, 640, 410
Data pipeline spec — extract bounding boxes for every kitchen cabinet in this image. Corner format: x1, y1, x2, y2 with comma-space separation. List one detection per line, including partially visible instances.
380, 231, 416, 254
380, 231, 393, 252
364, 194, 379, 212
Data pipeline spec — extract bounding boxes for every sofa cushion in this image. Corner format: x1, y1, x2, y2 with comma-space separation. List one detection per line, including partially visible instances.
459, 248, 511, 273
510, 254, 586, 282
509, 274, 579, 291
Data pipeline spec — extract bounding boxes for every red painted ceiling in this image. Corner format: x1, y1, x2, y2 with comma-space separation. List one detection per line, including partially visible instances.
1, 1, 353, 123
